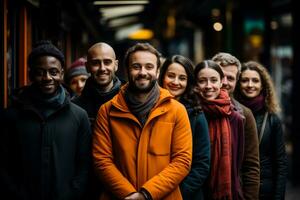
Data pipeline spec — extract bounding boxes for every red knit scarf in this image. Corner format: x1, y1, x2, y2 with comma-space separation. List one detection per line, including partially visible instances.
201, 89, 233, 200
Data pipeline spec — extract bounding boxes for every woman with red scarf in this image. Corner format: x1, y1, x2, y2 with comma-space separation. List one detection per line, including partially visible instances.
194, 60, 245, 200
234, 61, 287, 200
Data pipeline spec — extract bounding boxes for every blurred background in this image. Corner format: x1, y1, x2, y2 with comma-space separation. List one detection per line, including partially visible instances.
1, 0, 300, 198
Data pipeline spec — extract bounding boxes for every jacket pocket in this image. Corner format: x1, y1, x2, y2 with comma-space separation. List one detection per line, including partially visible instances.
148, 121, 174, 156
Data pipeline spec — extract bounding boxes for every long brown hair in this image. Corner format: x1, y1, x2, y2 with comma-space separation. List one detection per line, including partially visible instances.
235, 61, 281, 113
159, 55, 202, 113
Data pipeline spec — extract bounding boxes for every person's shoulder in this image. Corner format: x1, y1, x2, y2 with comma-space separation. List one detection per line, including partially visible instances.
269, 112, 281, 123
233, 98, 252, 115
166, 98, 188, 115
71, 93, 90, 109
239, 104, 255, 123
118, 77, 127, 85
239, 103, 252, 113
71, 94, 82, 104
102, 98, 114, 109
69, 101, 88, 115
196, 110, 206, 119
191, 110, 207, 124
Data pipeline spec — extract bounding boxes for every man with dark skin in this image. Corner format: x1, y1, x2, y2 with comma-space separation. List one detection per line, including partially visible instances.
212, 52, 260, 200
0, 40, 91, 200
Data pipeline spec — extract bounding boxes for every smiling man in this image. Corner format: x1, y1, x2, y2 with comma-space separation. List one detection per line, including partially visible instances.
93, 43, 193, 200
0, 40, 91, 200
72, 42, 124, 200
73, 42, 123, 125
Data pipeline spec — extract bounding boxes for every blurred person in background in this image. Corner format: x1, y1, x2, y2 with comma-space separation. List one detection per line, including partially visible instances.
159, 55, 210, 200
234, 61, 288, 200
64, 57, 89, 97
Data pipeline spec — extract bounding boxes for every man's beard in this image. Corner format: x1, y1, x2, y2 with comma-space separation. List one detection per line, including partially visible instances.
93, 74, 115, 91
128, 78, 157, 93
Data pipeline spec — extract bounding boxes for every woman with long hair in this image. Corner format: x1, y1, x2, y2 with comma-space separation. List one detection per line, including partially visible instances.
194, 60, 245, 200
234, 61, 288, 200
159, 55, 210, 200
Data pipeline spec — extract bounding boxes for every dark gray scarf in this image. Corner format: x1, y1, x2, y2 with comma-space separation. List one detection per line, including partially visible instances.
125, 82, 160, 126
30, 84, 66, 118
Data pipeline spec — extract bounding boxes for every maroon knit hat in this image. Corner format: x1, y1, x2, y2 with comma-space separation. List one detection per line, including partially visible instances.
65, 57, 89, 83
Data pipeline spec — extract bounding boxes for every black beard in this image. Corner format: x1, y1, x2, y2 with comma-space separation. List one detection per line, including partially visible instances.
128, 79, 157, 94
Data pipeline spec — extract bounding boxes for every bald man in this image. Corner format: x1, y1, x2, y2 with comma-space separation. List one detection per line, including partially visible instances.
72, 42, 123, 199
73, 42, 123, 125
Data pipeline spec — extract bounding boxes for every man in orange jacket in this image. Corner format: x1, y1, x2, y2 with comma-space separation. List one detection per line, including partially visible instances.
93, 43, 193, 200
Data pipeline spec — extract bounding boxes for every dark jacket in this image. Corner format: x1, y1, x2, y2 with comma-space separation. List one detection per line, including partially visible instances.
180, 102, 210, 200
72, 77, 123, 200
254, 109, 287, 200
0, 85, 91, 200
72, 77, 123, 126
233, 99, 260, 200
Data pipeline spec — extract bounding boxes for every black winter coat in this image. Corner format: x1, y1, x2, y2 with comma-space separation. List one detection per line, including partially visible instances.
72, 77, 123, 200
254, 109, 288, 200
0, 86, 91, 200
72, 77, 122, 126
180, 103, 210, 200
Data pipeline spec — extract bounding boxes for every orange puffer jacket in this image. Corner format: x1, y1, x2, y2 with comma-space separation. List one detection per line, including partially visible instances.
93, 85, 192, 200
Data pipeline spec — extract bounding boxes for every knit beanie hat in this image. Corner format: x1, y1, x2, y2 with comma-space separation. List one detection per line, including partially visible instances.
28, 40, 65, 68
65, 57, 89, 83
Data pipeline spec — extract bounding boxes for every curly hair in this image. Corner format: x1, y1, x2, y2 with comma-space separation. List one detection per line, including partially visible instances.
235, 61, 281, 113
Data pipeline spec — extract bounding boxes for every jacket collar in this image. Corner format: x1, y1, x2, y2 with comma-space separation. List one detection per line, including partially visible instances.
111, 83, 173, 112
109, 83, 173, 127
81, 77, 121, 99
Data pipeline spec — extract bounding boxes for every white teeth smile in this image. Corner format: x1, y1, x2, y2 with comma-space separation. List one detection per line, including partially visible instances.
169, 86, 179, 89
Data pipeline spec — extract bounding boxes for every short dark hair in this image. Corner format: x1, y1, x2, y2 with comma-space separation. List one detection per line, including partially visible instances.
123, 43, 161, 70
28, 40, 65, 68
